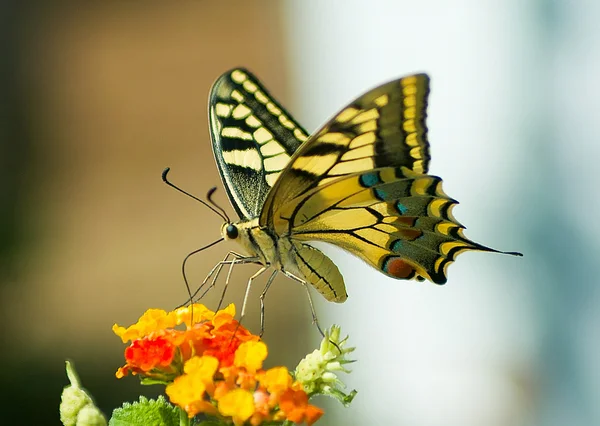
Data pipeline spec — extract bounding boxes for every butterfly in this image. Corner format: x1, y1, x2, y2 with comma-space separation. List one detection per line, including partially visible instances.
200, 68, 521, 319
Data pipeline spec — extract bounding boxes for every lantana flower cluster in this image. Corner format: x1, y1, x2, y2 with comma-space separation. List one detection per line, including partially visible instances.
113, 304, 350, 425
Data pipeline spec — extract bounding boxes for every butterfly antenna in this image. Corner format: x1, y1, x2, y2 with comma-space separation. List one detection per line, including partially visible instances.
162, 167, 228, 222
206, 187, 230, 224
177, 238, 224, 326
179, 238, 225, 305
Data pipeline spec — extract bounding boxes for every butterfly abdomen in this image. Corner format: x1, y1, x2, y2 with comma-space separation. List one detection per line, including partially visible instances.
290, 242, 347, 303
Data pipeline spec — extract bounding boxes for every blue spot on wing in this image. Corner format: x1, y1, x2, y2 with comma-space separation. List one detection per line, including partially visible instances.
391, 239, 403, 252
374, 188, 388, 200
396, 202, 408, 214
359, 172, 380, 188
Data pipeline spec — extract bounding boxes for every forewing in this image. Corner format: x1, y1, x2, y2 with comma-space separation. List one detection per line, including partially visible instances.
209, 68, 309, 219
260, 74, 430, 225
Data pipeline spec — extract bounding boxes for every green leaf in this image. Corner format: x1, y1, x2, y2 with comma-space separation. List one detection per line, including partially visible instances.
109, 396, 179, 426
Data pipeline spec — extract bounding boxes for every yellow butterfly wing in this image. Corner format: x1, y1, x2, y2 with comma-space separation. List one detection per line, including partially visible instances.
260, 74, 520, 291
260, 74, 430, 223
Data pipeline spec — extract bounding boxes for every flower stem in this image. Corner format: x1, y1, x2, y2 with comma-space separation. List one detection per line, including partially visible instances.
178, 407, 190, 426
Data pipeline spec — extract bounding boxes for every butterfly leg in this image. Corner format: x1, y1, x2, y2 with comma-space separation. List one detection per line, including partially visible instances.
258, 270, 278, 337
215, 254, 260, 311
196, 251, 255, 301
181, 252, 255, 307
187, 254, 260, 324
185, 253, 232, 304
282, 271, 326, 337
238, 266, 269, 329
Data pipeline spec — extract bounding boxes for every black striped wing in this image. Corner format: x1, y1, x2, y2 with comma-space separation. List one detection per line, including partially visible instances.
209, 68, 309, 220
260, 74, 431, 225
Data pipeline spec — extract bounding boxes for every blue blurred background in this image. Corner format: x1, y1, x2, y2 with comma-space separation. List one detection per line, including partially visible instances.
1, 1, 597, 425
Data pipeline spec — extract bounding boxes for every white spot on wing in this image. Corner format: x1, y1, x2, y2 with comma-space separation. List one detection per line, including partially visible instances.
232, 104, 251, 119
222, 127, 253, 141
263, 152, 290, 172
253, 128, 273, 144
231, 70, 247, 83
222, 149, 262, 171
215, 103, 232, 118
265, 172, 281, 186
260, 141, 286, 156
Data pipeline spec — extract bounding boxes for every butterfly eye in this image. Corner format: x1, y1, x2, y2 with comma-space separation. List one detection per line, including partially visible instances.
226, 224, 239, 239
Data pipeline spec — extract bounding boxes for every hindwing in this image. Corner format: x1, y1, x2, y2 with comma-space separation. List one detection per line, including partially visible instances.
279, 166, 517, 284
209, 68, 309, 220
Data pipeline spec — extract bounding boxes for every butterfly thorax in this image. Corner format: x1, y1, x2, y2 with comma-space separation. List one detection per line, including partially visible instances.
221, 219, 293, 271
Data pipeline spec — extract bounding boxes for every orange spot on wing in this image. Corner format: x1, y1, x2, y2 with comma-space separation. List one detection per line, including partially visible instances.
386, 258, 415, 279
396, 216, 417, 227
397, 228, 423, 240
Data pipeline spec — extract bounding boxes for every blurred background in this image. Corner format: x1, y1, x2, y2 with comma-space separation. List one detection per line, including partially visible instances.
1, 1, 598, 425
